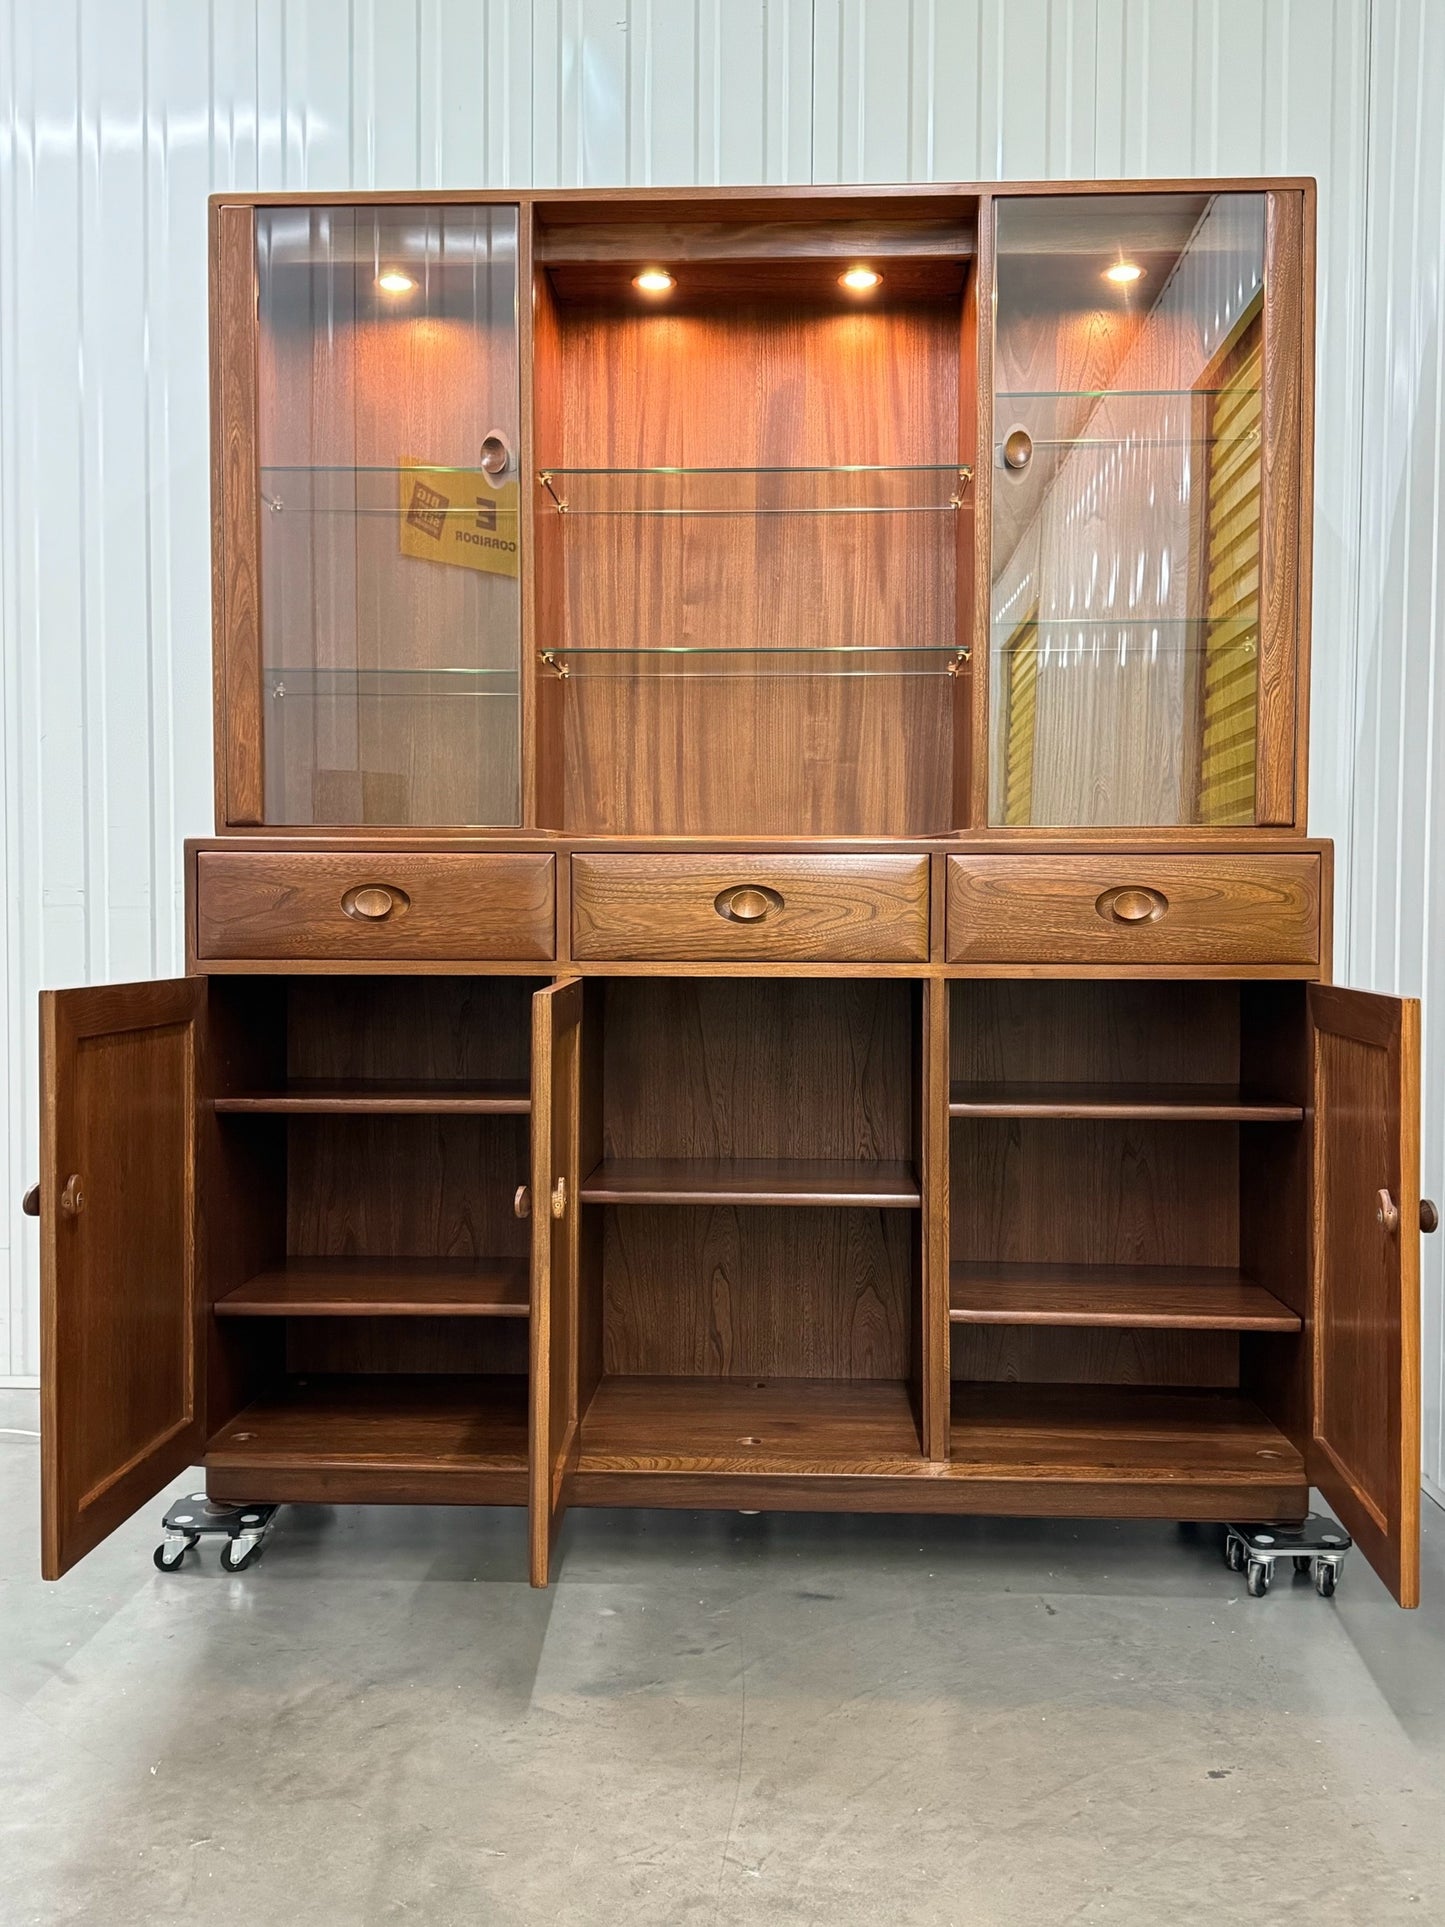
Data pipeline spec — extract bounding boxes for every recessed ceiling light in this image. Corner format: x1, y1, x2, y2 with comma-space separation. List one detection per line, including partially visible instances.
1103, 261, 1144, 285
376, 269, 416, 294
839, 265, 883, 291
633, 267, 675, 294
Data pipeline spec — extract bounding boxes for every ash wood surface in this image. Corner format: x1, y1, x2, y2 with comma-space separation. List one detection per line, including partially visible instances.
530, 979, 584, 1585
535, 215, 975, 265
948, 1081, 1301, 1120
946, 853, 1321, 964
194, 851, 555, 960
582, 1158, 920, 1207
213, 205, 263, 827
1308, 986, 1421, 1607
948, 1262, 1299, 1330
570, 853, 930, 962
215, 1257, 529, 1317
1256, 189, 1306, 825
949, 979, 1243, 1085
205, 1374, 530, 1502
601, 1204, 914, 1379
40, 980, 207, 1579
949, 1382, 1303, 1484
577, 1375, 924, 1473
216, 1079, 530, 1114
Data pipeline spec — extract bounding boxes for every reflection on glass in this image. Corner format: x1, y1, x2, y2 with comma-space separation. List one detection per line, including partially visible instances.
256, 206, 521, 826
989, 193, 1266, 827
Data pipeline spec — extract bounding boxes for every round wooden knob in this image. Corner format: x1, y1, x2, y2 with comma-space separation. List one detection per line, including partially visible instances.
1096, 885, 1169, 925
1377, 1188, 1401, 1234
1002, 428, 1033, 471
714, 884, 783, 924
1421, 1199, 1439, 1233
21, 1183, 39, 1218
480, 431, 513, 476
513, 1185, 532, 1220
59, 1173, 84, 1217
341, 883, 409, 922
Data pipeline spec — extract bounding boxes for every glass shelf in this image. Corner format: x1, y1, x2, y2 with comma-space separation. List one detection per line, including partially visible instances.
536, 463, 972, 517
539, 645, 968, 681
997, 387, 1259, 401
989, 618, 1257, 661
259, 463, 520, 519
266, 667, 520, 699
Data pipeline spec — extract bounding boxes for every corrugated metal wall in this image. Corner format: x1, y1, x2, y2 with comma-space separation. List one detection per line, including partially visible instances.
0, 0, 1439, 1502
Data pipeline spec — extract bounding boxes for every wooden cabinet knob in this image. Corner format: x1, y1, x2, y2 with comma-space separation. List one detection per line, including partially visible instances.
21, 1184, 39, 1218
714, 884, 783, 924
550, 1177, 567, 1221
1096, 885, 1169, 925
1421, 1198, 1439, 1234
341, 883, 409, 923
1002, 428, 1033, 470
513, 1184, 532, 1220
1377, 1188, 1401, 1234
59, 1173, 84, 1217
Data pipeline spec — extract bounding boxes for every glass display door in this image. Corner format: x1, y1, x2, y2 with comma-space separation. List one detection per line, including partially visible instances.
254, 203, 520, 826
989, 191, 1276, 828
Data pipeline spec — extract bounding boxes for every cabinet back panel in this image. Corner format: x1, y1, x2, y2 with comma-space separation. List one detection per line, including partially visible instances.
547, 296, 961, 835
286, 1318, 528, 1376
950, 980, 1240, 1085
286, 1116, 530, 1259
602, 1204, 913, 1380
600, 979, 915, 1161
950, 1119, 1239, 1268
951, 1325, 1237, 1388
284, 977, 540, 1084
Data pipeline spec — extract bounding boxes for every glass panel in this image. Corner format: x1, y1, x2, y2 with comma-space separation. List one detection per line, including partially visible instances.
256, 206, 520, 826
538, 464, 970, 516
539, 645, 966, 679
989, 192, 1267, 827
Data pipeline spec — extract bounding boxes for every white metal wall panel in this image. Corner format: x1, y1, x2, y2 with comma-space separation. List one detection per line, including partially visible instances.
1, 0, 1441, 1503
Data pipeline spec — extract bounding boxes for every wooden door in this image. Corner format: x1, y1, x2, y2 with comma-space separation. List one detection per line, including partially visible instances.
528, 979, 584, 1586
40, 981, 206, 1578
1309, 986, 1424, 1606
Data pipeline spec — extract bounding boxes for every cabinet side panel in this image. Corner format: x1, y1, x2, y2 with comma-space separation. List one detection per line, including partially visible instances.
213, 205, 263, 828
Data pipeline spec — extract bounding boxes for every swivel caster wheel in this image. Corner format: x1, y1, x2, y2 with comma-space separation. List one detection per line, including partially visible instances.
1294, 1556, 1313, 1575
1225, 1513, 1351, 1601
1224, 1534, 1245, 1572
1246, 1559, 1271, 1597
153, 1531, 200, 1572
1315, 1562, 1338, 1599
220, 1538, 263, 1574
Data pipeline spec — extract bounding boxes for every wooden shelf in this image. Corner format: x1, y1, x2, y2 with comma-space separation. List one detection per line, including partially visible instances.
577, 1376, 924, 1474
578, 1158, 921, 1208
205, 1374, 530, 1504
948, 1383, 1305, 1488
948, 1082, 1302, 1121
948, 1263, 1301, 1332
215, 1079, 530, 1115
215, 1257, 529, 1318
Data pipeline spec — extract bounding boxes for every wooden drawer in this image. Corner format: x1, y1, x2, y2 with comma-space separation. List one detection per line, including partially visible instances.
946, 855, 1321, 968
571, 854, 931, 963
195, 852, 555, 961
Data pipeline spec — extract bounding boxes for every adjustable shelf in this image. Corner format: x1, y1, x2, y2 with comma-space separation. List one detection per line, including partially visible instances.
539, 644, 967, 681
997, 386, 1258, 401
215, 1257, 530, 1318
948, 1082, 1302, 1122
537, 461, 972, 516
948, 1262, 1301, 1332
579, 1158, 921, 1208
266, 667, 519, 700
216, 1079, 531, 1116
260, 462, 520, 519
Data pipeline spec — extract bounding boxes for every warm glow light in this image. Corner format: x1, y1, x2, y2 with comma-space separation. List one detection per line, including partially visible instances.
376, 269, 416, 294
1103, 260, 1144, 285
633, 267, 675, 294
839, 265, 883, 291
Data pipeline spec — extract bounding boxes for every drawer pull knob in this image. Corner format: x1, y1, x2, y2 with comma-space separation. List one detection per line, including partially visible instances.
1096, 885, 1169, 926
513, 1185, 532, 1220
1002, 428, 1033, 471
714, 884, 783, 924
341, 883, 409, 923
21, 1183, 39, 1217
1421, 1198, 1439, 1234
59, 1173, 84, 1217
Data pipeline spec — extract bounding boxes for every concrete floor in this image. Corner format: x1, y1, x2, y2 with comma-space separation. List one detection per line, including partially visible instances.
2, 1389, 1443, 1926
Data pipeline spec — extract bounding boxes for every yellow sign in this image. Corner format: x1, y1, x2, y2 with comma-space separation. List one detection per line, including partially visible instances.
397, 460, 519, 577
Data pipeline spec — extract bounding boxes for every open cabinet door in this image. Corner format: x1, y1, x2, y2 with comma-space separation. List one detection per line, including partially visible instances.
529, 979, 583, 1587
40, 981, 206, 1578
1308, 986, 1423, 1606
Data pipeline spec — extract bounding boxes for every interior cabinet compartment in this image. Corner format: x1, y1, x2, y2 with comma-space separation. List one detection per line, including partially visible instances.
948, 980, 1310, 1490
203, 975, 542, 1499
253, 204, 523, 828
532, 205, 976, 836
571, 978, 927, 1467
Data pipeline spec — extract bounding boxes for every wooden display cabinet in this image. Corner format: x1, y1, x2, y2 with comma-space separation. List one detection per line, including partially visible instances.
31, 182, 1435, 1605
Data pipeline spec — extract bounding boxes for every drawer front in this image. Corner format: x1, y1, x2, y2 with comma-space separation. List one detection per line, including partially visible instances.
195, 852, 555, 961
946, 855, 1321, 967
571, 854, 931, 962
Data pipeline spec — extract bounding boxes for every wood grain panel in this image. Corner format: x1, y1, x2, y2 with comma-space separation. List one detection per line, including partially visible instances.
600, 1205, 913, 1379
577, 1375, 924, 1472
213, 205, 263, 828
582, 1159, 919, 1207
215, 1257, 529, 1317
194, 851, 555, 960
951, 1326, 1238, 1388
948, 1263, 1299, 1330
949, 979, 1242, 1086
946, 853, 1320, 965
570, 853, 930, 962
40, 981, 205, 1578
1256, 191, 1306, 825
